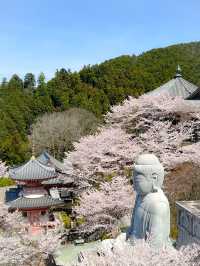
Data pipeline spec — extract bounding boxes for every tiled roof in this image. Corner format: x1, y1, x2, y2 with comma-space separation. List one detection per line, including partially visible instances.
42, 174, 74, 185
147, 76, 198, 99
9, 157, 57, 181
8, 195, 64, 209
37, 151, 73, 174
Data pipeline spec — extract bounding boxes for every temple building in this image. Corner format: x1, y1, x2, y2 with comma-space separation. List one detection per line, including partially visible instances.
148, 65, 200, 100
38, 151, 74, 190
7, 153, 74, 234
37, 151, 73, 176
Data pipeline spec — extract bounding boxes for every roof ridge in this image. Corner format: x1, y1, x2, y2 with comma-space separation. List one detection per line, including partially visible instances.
186, 87, 200, 99
9, 157, 57, 181
11, 157, 56, 173
44, 152, 65, 165
147, 79, 174, 95
12, 159, 32, 173
8, 195, 64, 209
34, 158, 55, 172
147, 75, 199, 99
179, 77, 197, 95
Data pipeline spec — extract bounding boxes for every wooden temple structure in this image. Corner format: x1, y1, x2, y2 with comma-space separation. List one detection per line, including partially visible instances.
8, 152, 74, 234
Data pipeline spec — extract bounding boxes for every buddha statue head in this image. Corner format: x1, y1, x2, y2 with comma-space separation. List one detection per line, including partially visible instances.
133, 154, 164, 195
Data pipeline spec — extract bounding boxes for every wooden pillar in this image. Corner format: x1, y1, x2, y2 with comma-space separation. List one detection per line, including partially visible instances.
27, 210, 41, 225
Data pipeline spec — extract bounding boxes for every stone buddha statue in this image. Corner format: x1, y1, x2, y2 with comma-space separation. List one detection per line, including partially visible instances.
127, 154, 171, 248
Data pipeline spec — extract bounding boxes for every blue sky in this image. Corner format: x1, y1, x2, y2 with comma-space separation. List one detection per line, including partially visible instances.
0, 0, 199, 81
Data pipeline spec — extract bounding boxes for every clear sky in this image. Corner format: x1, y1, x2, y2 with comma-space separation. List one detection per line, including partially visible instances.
0, 0, 199, 81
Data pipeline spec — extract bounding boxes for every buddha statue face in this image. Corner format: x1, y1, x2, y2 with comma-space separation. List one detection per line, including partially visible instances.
133, 154, 164, 195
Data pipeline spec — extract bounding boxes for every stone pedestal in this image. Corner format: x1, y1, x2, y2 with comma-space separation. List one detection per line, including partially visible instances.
176, 200, 200, 247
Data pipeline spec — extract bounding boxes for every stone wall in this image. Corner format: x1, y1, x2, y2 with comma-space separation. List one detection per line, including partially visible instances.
176, 200, 200, 247
0, 187, 7, 203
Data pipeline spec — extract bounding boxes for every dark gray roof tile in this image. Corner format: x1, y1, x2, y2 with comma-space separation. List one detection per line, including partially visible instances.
147, 77, 198, 99
9, 157, 57, 181
8, 195, 64, 209
37, 152, 73, 174
42, 174, 74, 185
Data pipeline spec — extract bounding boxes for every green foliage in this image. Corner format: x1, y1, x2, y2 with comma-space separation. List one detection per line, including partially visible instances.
104, 173, 115, 182
24, 73, 36, 90
80, 42, 200, 95
0, 86, 36, 164
76, 216, 85, 226
2, 41, 200, 164
100, 232, 111, 241
47, 69, 110, 116
123, 167, 133, 178
170, 202, 178, 240
59, 212, 72, 229
37, 72, 45, 86
8, 74, 23, 90
0, 178, 15, 187
72, 197, 81, 206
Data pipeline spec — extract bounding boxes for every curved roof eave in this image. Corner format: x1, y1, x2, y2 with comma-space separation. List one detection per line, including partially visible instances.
147, 77, 198, 99
9, 157, 57, 181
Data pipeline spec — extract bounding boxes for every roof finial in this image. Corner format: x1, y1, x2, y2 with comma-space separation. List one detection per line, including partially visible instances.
174, 64, 182, 78
31, 155, 35, 160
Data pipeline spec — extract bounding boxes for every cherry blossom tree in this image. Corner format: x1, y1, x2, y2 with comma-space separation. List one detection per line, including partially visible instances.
0, 235, 39, 266
0, 203, 61, 265
37, 231, 61, 257
75, 176, 134, 233
0, 204, 25, 233
106, 94, 199, 127
73, 234, 200, 266
65, 127, 141, 187
65, 94, 200, 238
0, 230, 61, 266
65, 94, 200, 186
0, 160, 8, 177
134, 120, 193, 170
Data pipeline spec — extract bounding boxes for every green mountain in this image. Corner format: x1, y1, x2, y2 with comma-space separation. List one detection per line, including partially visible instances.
1, 41, 200, 164
80, 41, 200, 93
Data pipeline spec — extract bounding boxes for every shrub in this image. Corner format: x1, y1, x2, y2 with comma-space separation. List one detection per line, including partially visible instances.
59, 212, 71, 229
0, 178, 15, 187
76, 216, 85, 226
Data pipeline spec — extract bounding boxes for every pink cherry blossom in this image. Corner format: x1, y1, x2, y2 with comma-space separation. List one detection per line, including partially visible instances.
75, 176, 134, 232
0, 160, 8, 177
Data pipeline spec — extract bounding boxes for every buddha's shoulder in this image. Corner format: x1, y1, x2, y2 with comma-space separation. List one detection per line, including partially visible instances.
144, 191, 169, 215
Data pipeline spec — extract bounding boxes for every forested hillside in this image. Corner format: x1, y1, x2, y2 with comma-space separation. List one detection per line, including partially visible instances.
1, 41, 200, 164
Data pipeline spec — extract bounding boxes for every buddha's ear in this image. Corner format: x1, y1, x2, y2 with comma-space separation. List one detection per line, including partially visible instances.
152, 180, 158, 193
152, 173, 158, 192
152, 172, 158, 181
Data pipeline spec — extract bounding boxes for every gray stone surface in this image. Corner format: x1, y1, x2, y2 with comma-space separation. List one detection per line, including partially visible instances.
176, 200, 200, 246
127, 154, 171, 248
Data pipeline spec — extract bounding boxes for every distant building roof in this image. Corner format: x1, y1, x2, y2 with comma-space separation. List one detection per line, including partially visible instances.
147, 66, 199, 99
8, 195, 64, 210
37, 151, 73, 175
9, 156, 57, 181
42, 174, 74, 185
